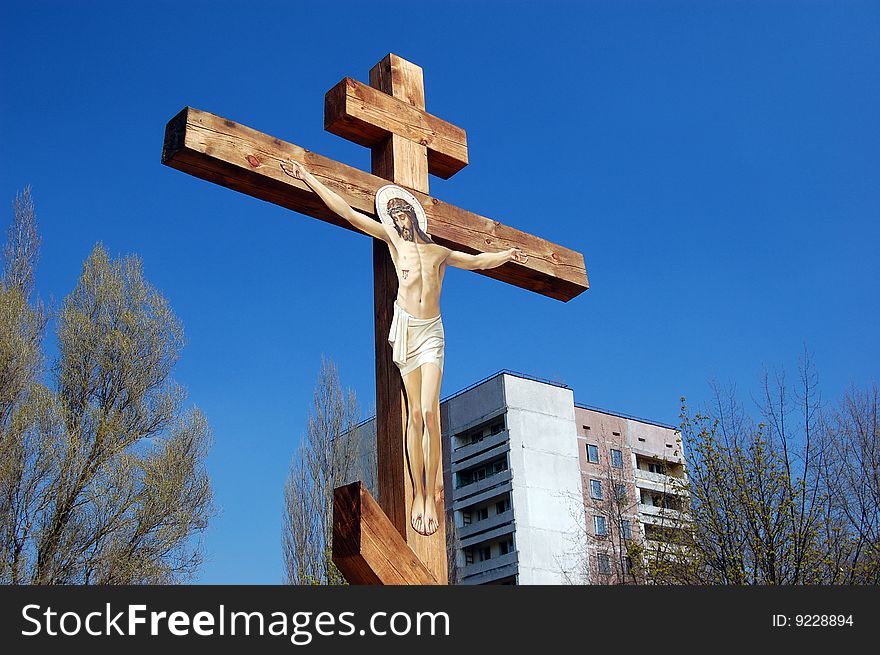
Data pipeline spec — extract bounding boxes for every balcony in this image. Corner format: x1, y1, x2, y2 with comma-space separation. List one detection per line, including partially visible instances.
452, 476, 514, 512
455, 469, 512, 500
460, 515, 515, 549
462, 551, 519, 580
459, 508, 514, 541
452, 443, 510, 475
633, 468, 687, 496
642, 539, 693, 566
638, 502, 688, 523
644, 538, 689, 553
452, 429, 509, 464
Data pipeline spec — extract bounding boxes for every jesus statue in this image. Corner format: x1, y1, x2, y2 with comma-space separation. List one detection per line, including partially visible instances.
281, 160, 527, 537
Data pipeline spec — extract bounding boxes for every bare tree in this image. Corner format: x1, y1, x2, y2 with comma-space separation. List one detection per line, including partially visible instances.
560, 353, 879, 586
0, 191, 214, 584
560, 427, 680, 585
663, 355, 880, 584
3, 187, 41, 297
814, 384, 880, 583
283, 355, 362, 585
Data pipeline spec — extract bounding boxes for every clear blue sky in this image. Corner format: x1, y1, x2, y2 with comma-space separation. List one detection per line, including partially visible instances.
1, 1, 877, 583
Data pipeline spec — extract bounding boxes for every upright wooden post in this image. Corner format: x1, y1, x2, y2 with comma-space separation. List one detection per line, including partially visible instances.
369, 54, 447, 583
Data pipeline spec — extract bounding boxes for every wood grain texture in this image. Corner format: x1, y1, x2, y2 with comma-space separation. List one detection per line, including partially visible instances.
161, 106, 589, 301
371, 134, 429, 195
370, 54, 425, 110
332, 482, 439, 585
325, 76, 468, 179
371, 238, 407, 548
370, 53, 447, 584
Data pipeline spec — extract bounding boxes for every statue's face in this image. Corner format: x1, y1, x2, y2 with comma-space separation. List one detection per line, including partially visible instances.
391, 209, 413, 238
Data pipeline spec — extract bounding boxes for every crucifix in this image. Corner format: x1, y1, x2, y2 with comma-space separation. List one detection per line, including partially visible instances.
161, 54, 589, 584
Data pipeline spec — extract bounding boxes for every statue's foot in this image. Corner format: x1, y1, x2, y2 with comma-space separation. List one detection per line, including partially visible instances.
423, 495, 439, 536
411, 493, 426, 535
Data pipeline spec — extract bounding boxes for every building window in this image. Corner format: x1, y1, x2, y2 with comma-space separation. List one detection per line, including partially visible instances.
648, 461, 667, 475
465, 427, 483, 446
590, 479, 603, 500
597, 553, 611, 575
499, 538, 514, 555
611, 448, 623, 468
495, 498, 510, 515
615, 482, 627, 502
465, 550, 474, 565
462, 510, 472, 526
621, 520, 632, 541
586, 444, 599, 463
594, 515, 607, 536
477, 507, 489, 521
479, 547, 491, 562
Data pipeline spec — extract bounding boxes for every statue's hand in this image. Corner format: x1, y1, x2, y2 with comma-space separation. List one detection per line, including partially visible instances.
508, 247, 528, 264
281, 159, 307, 180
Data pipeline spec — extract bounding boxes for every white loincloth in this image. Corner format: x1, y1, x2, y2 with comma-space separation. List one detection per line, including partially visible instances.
388, 301, 445, 376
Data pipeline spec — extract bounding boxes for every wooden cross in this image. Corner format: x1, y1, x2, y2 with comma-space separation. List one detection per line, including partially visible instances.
161, 54, 589, 585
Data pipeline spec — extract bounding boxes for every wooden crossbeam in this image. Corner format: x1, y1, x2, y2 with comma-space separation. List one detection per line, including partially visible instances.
324, 77, 468, 179
332, 482, 439, 585
161, 53, 590, 587
161, 106, 589, 302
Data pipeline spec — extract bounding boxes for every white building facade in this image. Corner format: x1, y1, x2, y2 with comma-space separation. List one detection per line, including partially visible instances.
347, 370, 686, 585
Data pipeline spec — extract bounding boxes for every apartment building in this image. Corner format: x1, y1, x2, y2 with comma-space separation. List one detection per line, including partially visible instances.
345, 370, 687, 585
575, 399, 688, 584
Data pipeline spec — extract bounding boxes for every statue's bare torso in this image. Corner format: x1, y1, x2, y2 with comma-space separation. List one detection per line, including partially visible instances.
384, 228, 450, 319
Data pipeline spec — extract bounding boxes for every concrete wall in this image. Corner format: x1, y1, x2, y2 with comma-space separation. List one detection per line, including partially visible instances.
441, 376, 506, 437
574, 407, 644, 583
625, 418, 685, 465
503, 374, 582, 584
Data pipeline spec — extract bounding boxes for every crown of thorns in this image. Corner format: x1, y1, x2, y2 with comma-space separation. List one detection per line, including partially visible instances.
386, 198, 415, 215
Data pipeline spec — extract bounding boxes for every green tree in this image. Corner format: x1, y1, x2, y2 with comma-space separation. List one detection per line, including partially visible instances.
652, 357, 880, 584
0, 189, 214, 584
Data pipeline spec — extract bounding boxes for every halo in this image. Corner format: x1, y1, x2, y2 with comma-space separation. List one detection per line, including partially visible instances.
375, 185, 428, 236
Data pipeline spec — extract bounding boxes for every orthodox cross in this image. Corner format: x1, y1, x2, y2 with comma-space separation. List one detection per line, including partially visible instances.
161, 54, 589, 584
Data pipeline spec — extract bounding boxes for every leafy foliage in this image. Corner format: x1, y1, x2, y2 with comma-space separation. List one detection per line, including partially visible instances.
0, 189, 214, 584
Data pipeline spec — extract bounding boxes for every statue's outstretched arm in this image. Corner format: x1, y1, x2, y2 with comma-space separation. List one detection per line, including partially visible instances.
281, 160, 391, 243
446, 248, 527, 270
